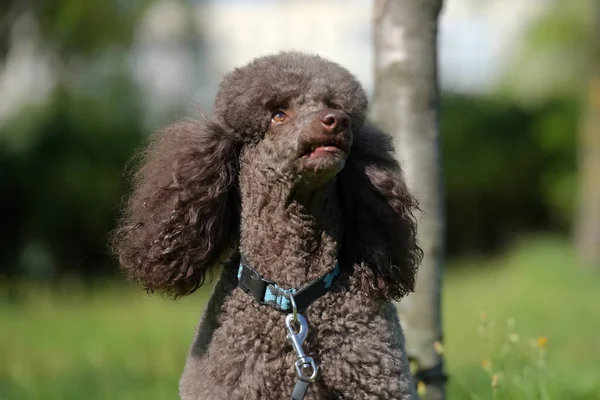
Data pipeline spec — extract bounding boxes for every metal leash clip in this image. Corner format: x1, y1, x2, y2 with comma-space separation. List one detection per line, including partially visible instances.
284, 294, 318, 383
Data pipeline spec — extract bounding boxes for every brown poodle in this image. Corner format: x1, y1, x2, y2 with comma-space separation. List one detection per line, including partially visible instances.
113, 52, 421, 399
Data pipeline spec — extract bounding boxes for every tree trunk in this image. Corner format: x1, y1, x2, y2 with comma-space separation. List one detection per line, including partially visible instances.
575, 0, 600, 267
371, 1, 445, 399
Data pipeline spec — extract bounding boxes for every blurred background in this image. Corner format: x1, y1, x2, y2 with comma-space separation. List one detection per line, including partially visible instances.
1, 0, 598, 399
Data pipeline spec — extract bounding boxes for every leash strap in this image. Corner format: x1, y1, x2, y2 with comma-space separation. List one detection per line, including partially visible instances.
237, 259, 340, 313
414, 362, 448, 385
291, 379, 311, 400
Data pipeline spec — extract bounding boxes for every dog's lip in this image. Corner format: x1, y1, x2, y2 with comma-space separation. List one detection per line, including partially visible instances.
308, 146, 345, 159
301, 138, 350, 157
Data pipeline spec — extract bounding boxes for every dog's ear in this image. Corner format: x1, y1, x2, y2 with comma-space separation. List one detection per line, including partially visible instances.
338, 123, 422, 301
113, 118, 242, 298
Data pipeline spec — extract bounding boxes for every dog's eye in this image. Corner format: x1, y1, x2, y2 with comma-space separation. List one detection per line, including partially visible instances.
271, 110, 287, 124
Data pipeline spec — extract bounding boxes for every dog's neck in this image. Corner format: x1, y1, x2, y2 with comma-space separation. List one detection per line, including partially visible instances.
239, 175, 341, 289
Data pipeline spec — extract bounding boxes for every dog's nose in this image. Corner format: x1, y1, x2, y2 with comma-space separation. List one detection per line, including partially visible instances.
320, 109, 350, 134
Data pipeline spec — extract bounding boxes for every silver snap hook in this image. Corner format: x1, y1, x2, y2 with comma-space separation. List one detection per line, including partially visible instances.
285, 313, 318, 383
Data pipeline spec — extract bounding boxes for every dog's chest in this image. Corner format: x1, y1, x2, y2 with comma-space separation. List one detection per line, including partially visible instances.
197, 289, 409, 399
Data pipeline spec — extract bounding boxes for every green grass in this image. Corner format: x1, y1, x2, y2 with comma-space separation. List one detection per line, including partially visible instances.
1, 236, 599, 399
443, 237, 600, 399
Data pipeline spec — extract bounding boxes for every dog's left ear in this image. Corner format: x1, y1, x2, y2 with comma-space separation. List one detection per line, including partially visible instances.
112, 118, 242, 298
338, 123, 422, 300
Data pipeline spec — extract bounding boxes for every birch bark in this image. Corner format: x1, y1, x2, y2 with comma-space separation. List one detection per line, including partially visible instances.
371, 1, 446, 398
576, 0, 600, 267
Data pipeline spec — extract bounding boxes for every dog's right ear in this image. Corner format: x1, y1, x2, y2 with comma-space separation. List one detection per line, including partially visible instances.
112, 118, 242, 298
338, 123, 422, 301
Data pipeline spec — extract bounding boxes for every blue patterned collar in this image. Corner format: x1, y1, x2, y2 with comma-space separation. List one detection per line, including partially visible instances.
237, 258, 340, 313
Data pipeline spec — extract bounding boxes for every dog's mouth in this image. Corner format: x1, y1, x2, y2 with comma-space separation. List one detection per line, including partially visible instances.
308, 144, 343, 158
301, 138, 350, 159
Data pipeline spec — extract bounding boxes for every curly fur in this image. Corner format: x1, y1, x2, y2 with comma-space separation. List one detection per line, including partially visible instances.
113, 119, 243, 297
113, 52, 422, 399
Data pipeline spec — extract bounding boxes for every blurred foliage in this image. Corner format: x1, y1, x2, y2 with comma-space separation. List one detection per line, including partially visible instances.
0, 73, 145, 279
442, 94, 578, 255
32, 0, 150, 58
0, 0, 152, 62
452, 0, 589, 254
0, 0, 156, 279
498, 0, 600, 266
499, 0, 593, 103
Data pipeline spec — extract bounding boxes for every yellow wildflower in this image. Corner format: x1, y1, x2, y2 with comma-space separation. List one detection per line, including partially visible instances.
417, 381, 426, 396
537, 336, 548, 348
481, 359, 492, 372
491, 374, 500, 389
409, 359, 418, 374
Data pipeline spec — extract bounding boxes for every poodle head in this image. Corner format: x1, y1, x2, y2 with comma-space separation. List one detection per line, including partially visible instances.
215, 52, 368, 190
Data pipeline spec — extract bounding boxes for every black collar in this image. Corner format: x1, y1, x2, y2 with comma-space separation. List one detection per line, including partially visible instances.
237, 258, 340, 313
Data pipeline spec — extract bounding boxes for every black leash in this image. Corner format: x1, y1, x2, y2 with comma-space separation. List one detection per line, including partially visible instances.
291, 380, 311, 400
